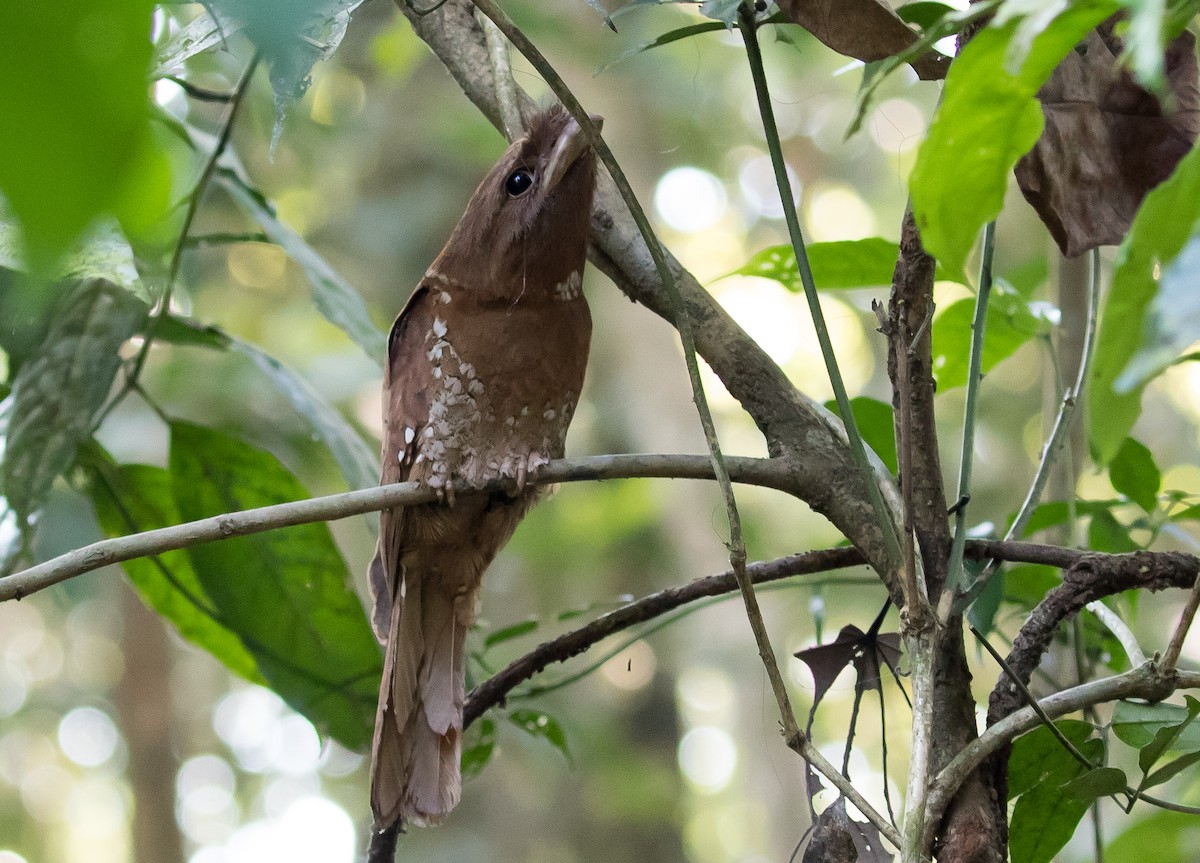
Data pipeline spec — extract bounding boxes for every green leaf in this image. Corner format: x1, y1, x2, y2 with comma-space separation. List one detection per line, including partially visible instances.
4, 280, 147, 525
597, 21, 728, 74
1143, 749, 1200, 790
216, 172, 387, 363
0, 1, 169, 269
1017, 499, 1118, 537
229, 339, 380, 493
1113, 699, 1200, 751
202, 1, 362, 148
1170, 503, 1200, 522
461, 717, 496, 779
823, 396, 897, 475
1107, 811, 1196, 863
909, 2, 1117, 280
896, 1, 958, 29
508, 709, 572, 763
1060, 766, 1128, 800
1090, 143, 1200, 465
1008, 719, 1095, 798
1138, 695, 1200, 774
731, 237, 964, 293
1009, 738, 1104, 863
169, 421, 382, 750
483, 617, 541, 649
152, 315, 234, 351
699, 0, 741, 25
1109, 437, 1162, 512
930, 282, 1052, 390
1088, 509, 1140, 553
1116, 232, 1200, 392
86, 458, 264, 684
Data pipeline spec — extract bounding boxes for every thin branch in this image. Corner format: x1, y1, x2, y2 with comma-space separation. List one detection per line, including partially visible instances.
477, 11, 521, 141
924, 663, 1200, 855
102, 53, 260, 425
1086, 599, 1147, 666
942, 220, 996, 611
464, 0, 813, 811
738, 8, 902, 574
464, 546, 866, 725
1163, 574, 1200, 670
0, 454, 788, 603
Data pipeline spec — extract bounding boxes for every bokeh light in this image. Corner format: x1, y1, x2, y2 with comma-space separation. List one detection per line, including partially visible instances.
57, 707, 120, 768
654, 166, 728, 233
678, 726, 738, 793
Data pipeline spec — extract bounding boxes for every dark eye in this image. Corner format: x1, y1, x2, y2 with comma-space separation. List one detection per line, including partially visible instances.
505, 169, 534, 197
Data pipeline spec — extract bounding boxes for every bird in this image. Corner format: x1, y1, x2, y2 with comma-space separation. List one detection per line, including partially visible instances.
367, 104, 599, 832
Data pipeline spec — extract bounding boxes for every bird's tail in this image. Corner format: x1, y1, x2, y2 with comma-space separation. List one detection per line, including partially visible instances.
370, 564, 472, 829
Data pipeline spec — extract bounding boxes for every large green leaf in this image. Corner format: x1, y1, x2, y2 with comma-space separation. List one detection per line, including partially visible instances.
909, 1, 1117, 280
168, 421, 381, 750
1009, 737, 1104, 863
216, 172, 387, 363
87, 458, 264, 684
1113, 699, 1200, 752
4, 280, 147, 525
1116, 231, 1200, 394
1008, 719, 1095, 798
150, 315, 380, 495
930, 281, 1052, 390
1090, 143, 1200, 465
0, 1, 169, 268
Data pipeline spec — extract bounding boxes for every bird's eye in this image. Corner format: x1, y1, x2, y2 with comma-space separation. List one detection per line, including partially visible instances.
505, 169, 534, 197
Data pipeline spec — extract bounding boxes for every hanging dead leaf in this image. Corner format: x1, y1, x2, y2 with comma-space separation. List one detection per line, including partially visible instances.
1015, 22, 1200, 257
775, 0, 949, 80
802, 799, 894, 863
795, 624, 903, 711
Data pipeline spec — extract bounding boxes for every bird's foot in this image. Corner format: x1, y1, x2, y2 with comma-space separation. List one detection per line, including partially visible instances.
512, 453, 549, 494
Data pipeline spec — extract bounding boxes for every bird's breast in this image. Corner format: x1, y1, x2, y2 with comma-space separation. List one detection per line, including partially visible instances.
408, 285, 590, 490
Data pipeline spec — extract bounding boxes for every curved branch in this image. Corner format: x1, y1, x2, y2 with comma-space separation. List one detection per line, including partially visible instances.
924, 663, 1200, 855
464, 546, 866, 725
0, 454, 797, 602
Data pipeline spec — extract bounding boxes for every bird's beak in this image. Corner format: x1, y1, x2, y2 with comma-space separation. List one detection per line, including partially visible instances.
544, 114, 603, 191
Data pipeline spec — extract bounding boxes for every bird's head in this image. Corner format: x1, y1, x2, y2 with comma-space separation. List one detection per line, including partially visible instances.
434, 104, 601, 298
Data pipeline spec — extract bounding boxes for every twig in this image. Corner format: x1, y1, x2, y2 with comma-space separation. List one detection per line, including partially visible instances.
942, 220, 995, 612
738, 8, 902, 573
477, 11, 522, 140
464, 546, 866, 724
1086, 599, 1147, 666
101, 53, 260, 425
0, 454, 790, 603
1163, 574, 1200, 670
924, 663, 1200, 855
164, 75, 236, 102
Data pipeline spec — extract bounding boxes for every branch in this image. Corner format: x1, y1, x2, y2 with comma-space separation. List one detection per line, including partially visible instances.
464, 546, 866, 725
0, 454, 799, 602
924, 663, 1200, 855
987, 549, 1200, 725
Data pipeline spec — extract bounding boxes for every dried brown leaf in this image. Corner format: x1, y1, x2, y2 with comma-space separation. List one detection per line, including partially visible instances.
776, 0, 949, 80
1016, 23, 1200, 257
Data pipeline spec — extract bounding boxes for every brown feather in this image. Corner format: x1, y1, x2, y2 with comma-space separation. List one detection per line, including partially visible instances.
368, 104, 598, 830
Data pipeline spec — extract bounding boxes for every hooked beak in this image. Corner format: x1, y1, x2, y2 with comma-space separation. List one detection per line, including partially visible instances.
544, 113, 602, 191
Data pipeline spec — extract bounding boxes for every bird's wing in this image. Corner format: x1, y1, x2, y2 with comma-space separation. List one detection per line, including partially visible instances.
367, 284, 436, 640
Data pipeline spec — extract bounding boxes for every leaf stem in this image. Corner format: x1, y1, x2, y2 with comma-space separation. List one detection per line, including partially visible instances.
737, 8, 902, 572
942, 220, 995, 612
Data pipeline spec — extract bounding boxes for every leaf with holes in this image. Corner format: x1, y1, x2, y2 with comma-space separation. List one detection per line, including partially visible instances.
731, 237, 963, 292
461, 717, 496, 779
4, 280, 147, 526
169, 421, 382, 750
931, 282, 1053, 390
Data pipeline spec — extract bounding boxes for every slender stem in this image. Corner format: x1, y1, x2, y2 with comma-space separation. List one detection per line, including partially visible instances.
116, 54, 260, 409
738, 8, 902, 573
1163, 576, 1200, 670
942, 220, 996, 609
477, 11, 521, 140
466, 0, 798, 765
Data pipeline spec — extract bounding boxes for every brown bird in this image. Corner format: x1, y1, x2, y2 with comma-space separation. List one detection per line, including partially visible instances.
368, 104, 599, 831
